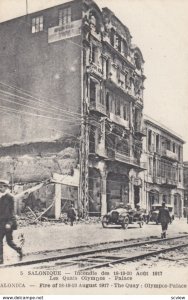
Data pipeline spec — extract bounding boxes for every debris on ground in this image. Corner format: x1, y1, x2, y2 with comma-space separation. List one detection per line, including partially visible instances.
17, 210, 101, 228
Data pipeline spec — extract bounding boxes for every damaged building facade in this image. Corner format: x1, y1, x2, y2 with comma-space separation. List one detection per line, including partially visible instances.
0, 0, 146, 217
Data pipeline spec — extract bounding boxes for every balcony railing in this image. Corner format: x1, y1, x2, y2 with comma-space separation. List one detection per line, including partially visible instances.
135, 125, 146, 136
161, 177, 177, 188
106, 146, 145, 169
161, 149, 178, 161
89, 62, 103, 77
90, 100, 106, 115
109, 112, 129, 129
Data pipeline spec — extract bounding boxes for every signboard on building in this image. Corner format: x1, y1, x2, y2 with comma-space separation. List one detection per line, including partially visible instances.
48, 20, 82, 43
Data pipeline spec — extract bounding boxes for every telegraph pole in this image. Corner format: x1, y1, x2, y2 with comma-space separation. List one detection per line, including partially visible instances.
79, 99, 89, 219
79, 41, 89, 219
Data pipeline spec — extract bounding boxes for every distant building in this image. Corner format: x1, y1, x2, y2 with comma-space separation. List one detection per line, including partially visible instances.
0, 0, 146, 217
142, 116, 185, 217
183, 161, 188, 214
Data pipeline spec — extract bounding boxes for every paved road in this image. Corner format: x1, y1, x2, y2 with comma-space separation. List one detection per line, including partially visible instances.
3, 218, 188, 264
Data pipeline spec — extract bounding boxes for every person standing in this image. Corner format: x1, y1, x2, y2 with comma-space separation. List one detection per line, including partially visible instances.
158, 201, 171, 239
0, 180, 23, 264
67, 204, 77, 226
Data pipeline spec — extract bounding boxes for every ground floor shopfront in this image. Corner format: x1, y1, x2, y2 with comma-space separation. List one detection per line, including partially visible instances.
146, 183, 184, 217
88, 159, 145, 216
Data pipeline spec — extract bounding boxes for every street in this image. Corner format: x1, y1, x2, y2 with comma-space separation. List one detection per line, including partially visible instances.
3, 218, 188, 265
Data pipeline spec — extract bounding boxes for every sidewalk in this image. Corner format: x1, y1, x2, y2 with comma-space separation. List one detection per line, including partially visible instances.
3, 218, 188, 265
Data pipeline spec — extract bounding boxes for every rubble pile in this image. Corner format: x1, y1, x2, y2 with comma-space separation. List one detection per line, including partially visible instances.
16, 210, 101, 228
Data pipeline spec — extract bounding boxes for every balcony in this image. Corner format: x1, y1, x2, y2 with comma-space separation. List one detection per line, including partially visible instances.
90, 100, 106, 115
161, 178, 177, 188
109, 112, 129, 129
135, 125, 146, 137
161, 149, 178, 161
153, 176, 161, 185
105, 147, 146, 170
89, 62, 103, 78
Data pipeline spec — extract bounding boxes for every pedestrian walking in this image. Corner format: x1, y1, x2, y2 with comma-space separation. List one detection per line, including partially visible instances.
67, 204, 77, 226
158, 201, 171, 239
0, 180, 23, 264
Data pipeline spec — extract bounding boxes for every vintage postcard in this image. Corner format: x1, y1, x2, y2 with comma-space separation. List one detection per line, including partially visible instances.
0, 0, 187, 297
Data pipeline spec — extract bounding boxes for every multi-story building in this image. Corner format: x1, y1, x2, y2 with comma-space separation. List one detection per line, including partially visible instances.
0, 0, 146, 217
142, 116, 185, 217
183, 161, 188, 214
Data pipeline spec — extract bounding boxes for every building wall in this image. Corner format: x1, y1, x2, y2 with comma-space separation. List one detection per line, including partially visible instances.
0, 1, 83, 183
0, 1, 82, 145
183, 162, 188, 214
143, 118, 184, 217
81, 1, 146, 215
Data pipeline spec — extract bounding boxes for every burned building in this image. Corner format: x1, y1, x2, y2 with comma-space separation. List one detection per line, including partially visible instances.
0, 0, 146, 216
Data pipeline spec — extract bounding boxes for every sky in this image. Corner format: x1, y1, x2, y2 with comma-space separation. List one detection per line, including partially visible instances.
0, 0, 188, 159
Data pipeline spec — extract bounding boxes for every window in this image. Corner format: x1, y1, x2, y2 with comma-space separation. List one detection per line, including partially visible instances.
173, 142, 176, 153
163, 195, 167, 203
32, 16, 43, 33
123, 104, 128, 120
156, 134, 159, 153
157, 160, 161, 177
106, 93, 110, 113
166, 139, 171, 150
134, 53, 141, 70
91, 44, 98, 64
178, 146, 181, 161
115, 34, 121, 52
59, 7, 71, 25
110, 29, 115, 47
149, 157, 152, 175
179, 168, 182, 182
106, 59, 109, 79
115, 97, 120, 116
90, 80, 96, 103
122, 40, 128, 57
148, 130, 152, 149
161, 160, 165, 178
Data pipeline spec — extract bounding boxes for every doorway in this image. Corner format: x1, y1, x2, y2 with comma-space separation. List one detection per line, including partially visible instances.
134, 186, 140, 207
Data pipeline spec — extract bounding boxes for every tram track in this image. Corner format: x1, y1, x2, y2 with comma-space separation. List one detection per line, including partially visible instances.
2, 234, 188, 270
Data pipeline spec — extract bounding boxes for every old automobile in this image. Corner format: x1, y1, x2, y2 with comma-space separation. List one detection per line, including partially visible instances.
102, 206, 144, 229
146, 204, 174, 224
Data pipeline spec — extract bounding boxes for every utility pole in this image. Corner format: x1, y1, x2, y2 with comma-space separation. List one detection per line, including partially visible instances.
79, 100, 89, 219
79, 40, 89, 219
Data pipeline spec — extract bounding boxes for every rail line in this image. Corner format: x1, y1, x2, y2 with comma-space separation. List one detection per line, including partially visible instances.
2, 234, 188, 270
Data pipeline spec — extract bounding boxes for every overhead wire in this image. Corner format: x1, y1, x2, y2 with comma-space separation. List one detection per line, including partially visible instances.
0, 83, 81, 117
0, 104, 81, 124
0, 96, 81, 122
0, 87, 81, 119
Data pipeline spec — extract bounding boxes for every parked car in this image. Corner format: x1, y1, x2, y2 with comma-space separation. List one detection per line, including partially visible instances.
102, 206, 144, 229
146, 204, 174, 224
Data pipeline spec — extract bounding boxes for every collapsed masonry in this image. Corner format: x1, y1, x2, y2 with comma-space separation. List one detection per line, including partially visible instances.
0, 144, 80, 220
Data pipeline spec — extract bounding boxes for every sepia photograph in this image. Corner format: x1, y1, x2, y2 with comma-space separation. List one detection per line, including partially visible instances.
0, 0, 187, 297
